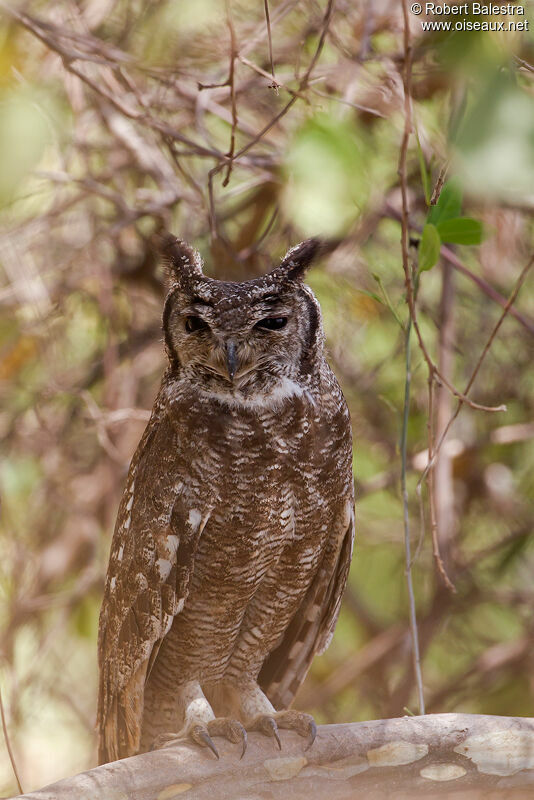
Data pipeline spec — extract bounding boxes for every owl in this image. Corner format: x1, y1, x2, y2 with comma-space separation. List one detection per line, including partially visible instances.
97, 236, 354, 764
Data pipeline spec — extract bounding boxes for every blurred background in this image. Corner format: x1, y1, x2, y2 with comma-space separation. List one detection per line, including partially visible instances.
0, 0, 533, 794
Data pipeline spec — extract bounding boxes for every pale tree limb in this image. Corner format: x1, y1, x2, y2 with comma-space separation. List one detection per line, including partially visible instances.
13, 715, 534, 800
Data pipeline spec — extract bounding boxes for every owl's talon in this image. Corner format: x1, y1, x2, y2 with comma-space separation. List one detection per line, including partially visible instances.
191, 725, 220, 759
251, 715, 281, 749
270, 719, 282, 750
274, 727, 282, 750
304, 719, 317, 750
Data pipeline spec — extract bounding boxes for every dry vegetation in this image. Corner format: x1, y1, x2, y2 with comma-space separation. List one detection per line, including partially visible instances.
0, 0, 533, 795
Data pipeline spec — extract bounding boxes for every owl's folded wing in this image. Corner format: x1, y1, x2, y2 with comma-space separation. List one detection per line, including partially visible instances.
258, 498, 355, 710
96, 410, 210, 764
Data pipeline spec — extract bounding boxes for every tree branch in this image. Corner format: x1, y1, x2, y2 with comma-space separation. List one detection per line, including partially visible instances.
14, 715, 534, 800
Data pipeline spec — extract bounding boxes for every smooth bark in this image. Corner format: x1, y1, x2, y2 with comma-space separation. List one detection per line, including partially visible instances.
14, 713, 534, 800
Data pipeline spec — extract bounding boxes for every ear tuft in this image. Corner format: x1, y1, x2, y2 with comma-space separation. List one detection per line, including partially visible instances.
270, 238, 324, 282
158, 234, 204, 283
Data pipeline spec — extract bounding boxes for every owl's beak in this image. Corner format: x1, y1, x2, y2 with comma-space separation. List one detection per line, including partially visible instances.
225, 340, 239, 381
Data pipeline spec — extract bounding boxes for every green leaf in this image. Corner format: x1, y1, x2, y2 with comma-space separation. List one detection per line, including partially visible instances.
436, 217, 484, 245
426, 180, 462, 225
418, 223, 441, 272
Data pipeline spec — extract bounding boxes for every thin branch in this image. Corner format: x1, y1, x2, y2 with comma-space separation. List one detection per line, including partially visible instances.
263, 0, 277, 87
7, 7, 226, 162
395, 47, 506, 593
208, 0, 335, 235
397, 0, 425, 712
400, 319, 426, 714
380, 200, 507, 418
441, 244, 534, 336
298, 0, 335, 88
0, 686, 24, 795
309, 86, 385, 117
222, 0, 239, 187
426, 355, 455, 591
238, 56, 287, 93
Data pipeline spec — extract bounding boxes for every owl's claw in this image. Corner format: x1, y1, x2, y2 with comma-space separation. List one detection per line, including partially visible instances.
240, 728, 248, 759
304, 718, 317, 750
248, 710, 317, 749
274, 726, 282, 750
250, 715, 281, 749
274, 710, 317, 750
152, 717, 247, 760
191, 724, 220, 759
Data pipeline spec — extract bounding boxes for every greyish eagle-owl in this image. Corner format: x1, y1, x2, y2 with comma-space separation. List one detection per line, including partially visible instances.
97, 236, 354, 764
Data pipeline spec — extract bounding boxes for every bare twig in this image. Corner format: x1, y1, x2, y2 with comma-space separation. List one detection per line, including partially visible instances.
424, 375, 455, 591
208, 0, 335, 235
0, 686, 24, 795
386, 202, 508, 416
400, 319, 426, 714
222, 0, 239, 187
398, 0, 426, 713
441, 244, 534, 336
263, 0, 277, 88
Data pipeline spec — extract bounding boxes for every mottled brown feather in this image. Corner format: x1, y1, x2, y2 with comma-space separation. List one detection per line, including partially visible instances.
258, 510, 354, 708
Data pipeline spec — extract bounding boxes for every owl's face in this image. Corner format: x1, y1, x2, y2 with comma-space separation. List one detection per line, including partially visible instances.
161, 238, 324, 394
164, 280, 317, 390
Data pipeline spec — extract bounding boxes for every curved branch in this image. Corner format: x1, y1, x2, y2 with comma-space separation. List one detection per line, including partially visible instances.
15, 714, 534, 800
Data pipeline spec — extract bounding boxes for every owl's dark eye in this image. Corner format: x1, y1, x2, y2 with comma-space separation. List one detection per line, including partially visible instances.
255, 317, 288, 331
185, 316, 209, 333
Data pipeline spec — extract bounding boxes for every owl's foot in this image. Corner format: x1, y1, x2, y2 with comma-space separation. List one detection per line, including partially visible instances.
249, 710, 317, 751
153, 717, 247, 759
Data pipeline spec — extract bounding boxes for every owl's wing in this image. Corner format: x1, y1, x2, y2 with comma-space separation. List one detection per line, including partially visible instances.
97, 405, 210, 764
258, 498, 355, 709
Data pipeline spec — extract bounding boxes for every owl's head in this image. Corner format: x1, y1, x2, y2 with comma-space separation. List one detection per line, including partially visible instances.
160, 236, 326, 396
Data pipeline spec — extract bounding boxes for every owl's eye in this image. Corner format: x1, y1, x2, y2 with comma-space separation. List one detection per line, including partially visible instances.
255, 317, 288, 331
185, 316, 209, 333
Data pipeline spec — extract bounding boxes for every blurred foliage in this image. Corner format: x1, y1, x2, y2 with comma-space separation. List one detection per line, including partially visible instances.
0, 0, 533, 795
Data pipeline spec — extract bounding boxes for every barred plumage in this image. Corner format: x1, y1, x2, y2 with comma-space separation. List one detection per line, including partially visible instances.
97, 236, 354, 764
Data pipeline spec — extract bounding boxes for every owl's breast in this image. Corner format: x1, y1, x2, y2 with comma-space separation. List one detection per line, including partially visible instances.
172, 389, 348, 558
153, 387, 351, 682
169, 386, 351, 499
